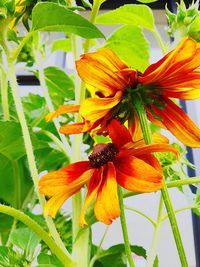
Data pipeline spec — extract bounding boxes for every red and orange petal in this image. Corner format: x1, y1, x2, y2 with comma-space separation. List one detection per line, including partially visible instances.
60, 122, 85, 134
39, 162, 93, 217
76, 48, 129, 97
116, 156, 162, 192
45, 104, 80, 122
80, 168, 103, 227
94, 162, 120, 225
117, 142, 179, 160
139, 38, 198, 84
79, 91, 123, 122
108, 119, 132, 149
139, 38, 200, 100
150, 97, 200, 148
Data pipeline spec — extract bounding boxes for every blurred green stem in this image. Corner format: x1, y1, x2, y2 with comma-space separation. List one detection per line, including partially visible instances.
125, 205, 156, 227
152, 29, 167, 54
0, 64, 9, 120
146, 197, 163, 267
118, 186, 135, 267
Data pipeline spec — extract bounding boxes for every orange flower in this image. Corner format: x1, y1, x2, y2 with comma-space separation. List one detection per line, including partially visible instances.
39, 120, 178, 226
47, 38, 200, 147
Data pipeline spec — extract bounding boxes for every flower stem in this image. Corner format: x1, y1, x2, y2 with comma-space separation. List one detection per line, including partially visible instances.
152, 29, 167, 54
161, 180, 188, 266
146, 196, 163, 267
0, 64, 10, 120
132, 94, 188, 267
8, 59, 73, 261
162, 204, 200, 221
35, 50, 71, 156
0, 204, 75, 267
118, 186, 135, 267
124, 205, 156, 227
167, 177, 200, 188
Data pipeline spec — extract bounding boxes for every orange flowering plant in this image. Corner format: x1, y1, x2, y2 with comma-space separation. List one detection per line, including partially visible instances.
0, 0, 200, 267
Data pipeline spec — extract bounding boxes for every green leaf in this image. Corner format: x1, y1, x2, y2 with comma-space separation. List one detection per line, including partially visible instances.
51, 39, 72, 53
22, 93, 48, 127
0, 121, 33, 207
96, 4, 155, 31
0, 121, 26, 160
94, 244, 146, 267
44, 66, 75, 107
0, 214, 14, 245
35, 147, 69, 172
10, 227, 41, 258
104, 25, 149, 71
31, 2, 104, 39
188, 16, 200, 42
0, 246, 27, 266
153, 256, 159, 267
136, 0, 158, 2
0, 154, 33, 208
37, 253, 63, 267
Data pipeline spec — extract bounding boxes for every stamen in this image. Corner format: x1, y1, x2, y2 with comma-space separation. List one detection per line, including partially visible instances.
89, 143, 118, 168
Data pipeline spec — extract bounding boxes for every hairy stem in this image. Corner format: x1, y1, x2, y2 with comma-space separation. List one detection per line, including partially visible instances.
125, 205, 156, 227
146, 197, 163, 267
0, 65, 10, 120
118, 186, 135, 267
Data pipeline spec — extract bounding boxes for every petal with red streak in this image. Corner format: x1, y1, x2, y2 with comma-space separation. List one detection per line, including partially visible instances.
80, 91, 123, 122
80, 168, 103, 227
76, 48, 128, 97
39, 161, 91, 196
140, 38, 198, 84
60, 122, 85, 134
94, 162, 120, 224
152, 98, 200, 147
108, 119, 132, 149
45, 105, 80, 122
116, 156, 162, 192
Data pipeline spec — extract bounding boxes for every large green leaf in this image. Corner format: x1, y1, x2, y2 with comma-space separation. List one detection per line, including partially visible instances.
44, 66, 75, 107
10, 227, 41, 259
188, 16, 200, 42
96, 4, 155, 31
104, 25, 149, 72
0, 121, 33, 208
0, 121, 26, 160
94, 244, 146, 267
31, 2, 104, 39
37, 253, 63, 267
51, 39, 72, 53
0, 214, 14, 245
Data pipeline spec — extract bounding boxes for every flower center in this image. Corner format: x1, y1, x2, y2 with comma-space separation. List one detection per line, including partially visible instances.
89, 143, 118, 168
